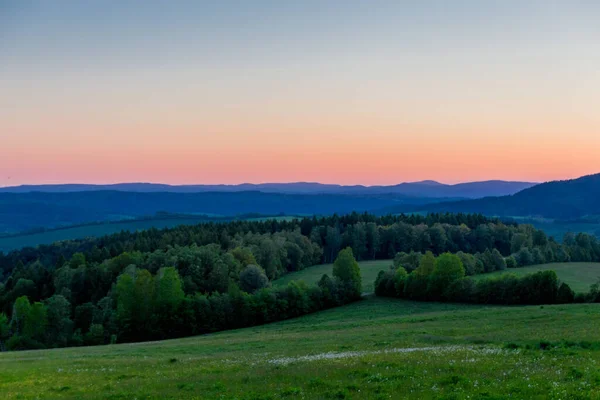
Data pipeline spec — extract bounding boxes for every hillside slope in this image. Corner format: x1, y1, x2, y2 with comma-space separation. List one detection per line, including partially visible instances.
421, 173, 600, 219
1, 298, 599, 399
0, 191, 439, 233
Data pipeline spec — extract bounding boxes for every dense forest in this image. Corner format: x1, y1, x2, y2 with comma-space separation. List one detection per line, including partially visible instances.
1, 212, 599, 351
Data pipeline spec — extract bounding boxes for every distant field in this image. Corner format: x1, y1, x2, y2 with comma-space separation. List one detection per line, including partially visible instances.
273, 259, 394, 293
2, 296, 600, 399
0, 216, 299, 252
279, 260, 600, 295
528, 222, 600, 241
476, 262, 600, 293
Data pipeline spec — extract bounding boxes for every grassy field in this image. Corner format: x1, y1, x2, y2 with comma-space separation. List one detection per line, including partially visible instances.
273, 259, 394, 293
477, 262, 600, 293
1, 296, 600, 399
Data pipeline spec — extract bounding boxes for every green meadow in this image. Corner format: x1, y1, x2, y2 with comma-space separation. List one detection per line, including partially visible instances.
274, 260, 600, 295
2, 296, 600, 399
477, 262, 600, 293
273, 259, 394, 293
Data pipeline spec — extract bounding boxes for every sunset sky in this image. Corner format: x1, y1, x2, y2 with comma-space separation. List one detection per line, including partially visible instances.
1, 0, 599, 186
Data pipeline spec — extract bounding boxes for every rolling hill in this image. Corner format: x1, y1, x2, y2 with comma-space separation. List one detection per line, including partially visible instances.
1, 297, 599, 399
420, 173, 600, 219
0, 191, 442, 234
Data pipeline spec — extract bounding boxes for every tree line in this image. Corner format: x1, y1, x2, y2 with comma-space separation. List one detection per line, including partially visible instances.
0, 213, 499, 277
375, 251, 600, 305
0, 248, 362, 351
1, 212, 599, 351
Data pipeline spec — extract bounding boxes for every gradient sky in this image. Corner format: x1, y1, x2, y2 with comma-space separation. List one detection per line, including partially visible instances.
1, 0, 599, 186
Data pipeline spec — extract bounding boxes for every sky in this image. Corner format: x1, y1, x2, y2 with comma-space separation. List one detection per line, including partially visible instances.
1, 0, 599, 186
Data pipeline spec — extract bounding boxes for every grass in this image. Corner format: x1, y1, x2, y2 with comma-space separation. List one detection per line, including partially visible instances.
2, 296, 600, 399
273, 259, 394, 293
275, 260, 600, 294
477, 262, 600, 293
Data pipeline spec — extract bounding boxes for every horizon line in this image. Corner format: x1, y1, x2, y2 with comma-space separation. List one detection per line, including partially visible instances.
0, 179, 543, 189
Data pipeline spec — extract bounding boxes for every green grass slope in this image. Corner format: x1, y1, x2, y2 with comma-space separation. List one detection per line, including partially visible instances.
1, 297, 600, 399
273, 259, 393, 293
476, 262, 600, 293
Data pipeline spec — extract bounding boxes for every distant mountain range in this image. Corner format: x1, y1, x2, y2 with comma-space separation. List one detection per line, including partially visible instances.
420, 173, 600, 219
0, 180, 536, 199
2, 174, 600, 243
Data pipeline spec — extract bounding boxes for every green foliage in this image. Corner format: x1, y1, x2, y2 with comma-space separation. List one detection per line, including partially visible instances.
44, 295, 73, 347
0, 313, 9, 350
375, 253, 576, 306
393, 267, 408, 297
428, 253, 465, 299
230, 246, 257, 268
1, 212, 599, 352
492, 249, 507, 271
74, 303, 96, 333
478, 262, 599, 294
10, 296, 31, 336
69, 253, 86, 269
557, 282, 575, 304
3, 297, 600, 399
505, 256, 518, 268
85, 324, 105, 346
115, 268, 155, 340
456, 251, 479, 276
239, 265, 269, 294
393, 251, 422, 272
333, 248, 362, 298
155, 267, 185, 312
25, 302, 48, 342
413, 251, 435, 277
515, 247, 534, 266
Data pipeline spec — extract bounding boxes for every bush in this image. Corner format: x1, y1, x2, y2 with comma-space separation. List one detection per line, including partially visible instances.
6, 335, 45, 351
505, 256, 517, 268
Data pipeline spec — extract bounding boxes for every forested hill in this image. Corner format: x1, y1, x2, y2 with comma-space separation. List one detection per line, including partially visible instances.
0, 191, 441, 234
1, 212, 599, 351
419, 173, 600, 219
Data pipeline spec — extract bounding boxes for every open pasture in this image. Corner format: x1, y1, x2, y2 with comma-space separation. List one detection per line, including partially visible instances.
478, 262, 600, 293
273, 259, 394, 293
2, 296, 600, 399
